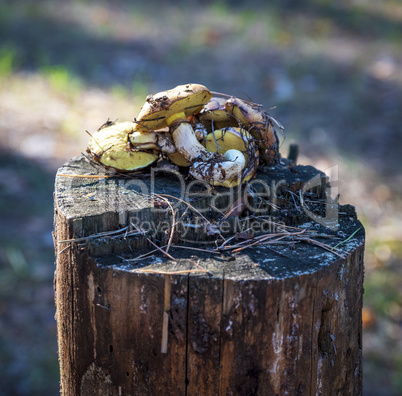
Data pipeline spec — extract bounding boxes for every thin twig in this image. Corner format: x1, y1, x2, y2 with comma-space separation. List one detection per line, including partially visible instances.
58, 226, 142, 244
265, 245, 291, 258
210, 91, 263, 107
58, 245, 71, 255
154, 194, 176, 255
189, 260, 210, 273
57, 174, 114, 179
85, 129, 104, 151
157, 193, 227, 242
147, 239, 176, 261
130, 221, 176, 261
259, 218, 311, 232
218, 232, 282, 251
132, 118, 157, 133
232, 235, 289, 253
301, 237, 346, 259
208, 110, 223, 151
171, 245, 220, 254
217, 234, 238, 250
122, 246, 168, 262
136, 269, 208, 275
158, 194, 209, 223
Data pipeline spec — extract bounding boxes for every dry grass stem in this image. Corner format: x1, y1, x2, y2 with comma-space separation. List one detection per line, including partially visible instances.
58, 226, 141, 244
158, 193, 227, 242
171, 245, 220, 254
57, 174, 114, 179
154, 194, 176, 255
136, 269, 208, 275
130, 220, 176, 261
57, 245, 71, 255
122, 246, 168, 262
189, 260, 210, 273
146, 238, 176, 261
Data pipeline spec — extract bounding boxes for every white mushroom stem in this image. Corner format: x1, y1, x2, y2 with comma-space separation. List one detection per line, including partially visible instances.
130, 131, 176, 154
170, 122, 214, 162
170, 120, 247, 185
190, 149, 246, 184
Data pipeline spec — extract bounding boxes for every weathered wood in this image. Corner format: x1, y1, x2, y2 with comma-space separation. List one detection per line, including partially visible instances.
54, 154, 365, 395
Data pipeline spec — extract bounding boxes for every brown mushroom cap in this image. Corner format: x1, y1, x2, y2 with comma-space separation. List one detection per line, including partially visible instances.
134, 83, 213, 132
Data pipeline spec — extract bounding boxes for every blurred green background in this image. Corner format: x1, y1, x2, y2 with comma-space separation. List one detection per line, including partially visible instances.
0, 0, 401, 394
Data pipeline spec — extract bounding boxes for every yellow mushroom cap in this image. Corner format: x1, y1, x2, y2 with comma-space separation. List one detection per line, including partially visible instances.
88, 122, 158, 171
134, 83, 213, 132
167, 151, 191, 167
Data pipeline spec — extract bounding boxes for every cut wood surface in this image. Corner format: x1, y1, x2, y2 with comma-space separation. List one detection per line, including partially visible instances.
54, 154, 365, 395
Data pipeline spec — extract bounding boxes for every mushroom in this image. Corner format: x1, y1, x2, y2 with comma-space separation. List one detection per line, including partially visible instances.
190, 149, 246, 188
198, 97, 238, 131
170, 122, 251, 186
134, 83, 213, 162
225, 97, 280, 165
134, 83, 213, 133
135, 84, 251, 186
129, 129, 176, 154
204, 127, 259, 186
169, 121, 214, 162
205, 127, 254, 157
193, 122, 209, 141
87, 121, 160, 171
166, 151, 191, 167
85, 84, 283, 183
134, 83, 215, 164
164, 123, 208, 167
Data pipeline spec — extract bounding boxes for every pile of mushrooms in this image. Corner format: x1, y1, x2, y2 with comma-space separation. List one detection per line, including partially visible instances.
87, 83, 282, 187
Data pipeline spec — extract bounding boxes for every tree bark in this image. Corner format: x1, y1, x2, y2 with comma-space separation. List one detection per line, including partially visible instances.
54, 155, 364, 395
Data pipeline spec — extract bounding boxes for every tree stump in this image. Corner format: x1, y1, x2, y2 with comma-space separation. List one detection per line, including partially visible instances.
54, 154, 365, 395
